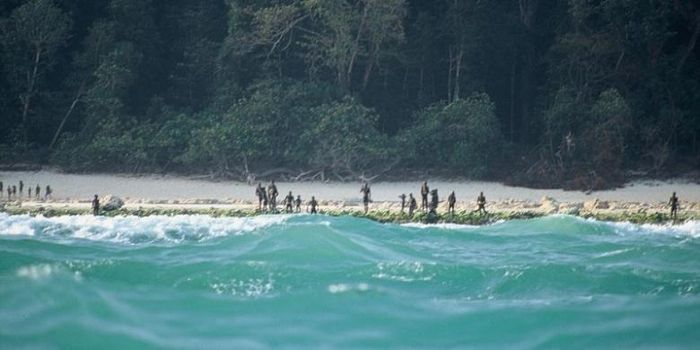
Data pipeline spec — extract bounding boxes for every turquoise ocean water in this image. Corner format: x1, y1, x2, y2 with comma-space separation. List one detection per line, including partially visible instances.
1, 213, 699, 349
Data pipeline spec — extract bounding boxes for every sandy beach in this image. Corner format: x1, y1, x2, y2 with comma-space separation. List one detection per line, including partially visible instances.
0, 170, 698, 217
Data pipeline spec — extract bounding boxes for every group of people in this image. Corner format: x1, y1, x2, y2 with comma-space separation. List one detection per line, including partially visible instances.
255, 181, 319, 214
0, 181, 52, 201
395, 181, 488, 217
3, 177, 683, 220
251, 180, 492, 218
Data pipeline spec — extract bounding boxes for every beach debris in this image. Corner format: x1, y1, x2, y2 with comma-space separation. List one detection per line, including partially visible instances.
101, 195, 124, 211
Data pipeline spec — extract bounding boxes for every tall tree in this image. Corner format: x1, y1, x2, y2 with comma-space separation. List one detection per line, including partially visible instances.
0, 0, 71, 142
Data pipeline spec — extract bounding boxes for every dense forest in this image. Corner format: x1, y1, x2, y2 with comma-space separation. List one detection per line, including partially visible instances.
1, 0, 699, 189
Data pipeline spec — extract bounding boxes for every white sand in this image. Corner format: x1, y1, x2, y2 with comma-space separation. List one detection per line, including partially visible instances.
1, 170, 698, 204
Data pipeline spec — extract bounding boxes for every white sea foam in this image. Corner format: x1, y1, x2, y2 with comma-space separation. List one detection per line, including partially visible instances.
605, 220, 700, 238
372, 261, 435, 282
16, 263, 82, 281
328, 283, 370, 294
210, 276, 275, 298
0, 213, 289, 244
401, 222, 478, 230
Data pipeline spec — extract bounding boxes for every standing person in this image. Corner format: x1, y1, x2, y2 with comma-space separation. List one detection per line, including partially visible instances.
399, 194, 406, 213
408, 193, 417, 217
28, 187, 32, 199
7, 186, 11, 199
35, 184, 40, 199
295, 195, 302, 213
267, 181, 278, 212
262, 190, 269, 213
429, 189, 439, 214
45, 185, 52, 200
360, 182, 371, 214
474, 192, 487, 214
19, 181, 23, 195
92, 195, 100, 216
669, 192, 679, 220
447, 191, 456, 215
255, 183, 265, 211
308, 196, 319, 214
12, 185, 17, 199
285, 191, 294, 213
420, 181, 429, 211
0, 181, 3, 197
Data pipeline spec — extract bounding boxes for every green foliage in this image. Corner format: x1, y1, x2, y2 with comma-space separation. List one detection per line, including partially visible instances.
0, 0, 698, 185
400, 93, 505, 178
0, 0, 71, 142
308, 97, 394, 174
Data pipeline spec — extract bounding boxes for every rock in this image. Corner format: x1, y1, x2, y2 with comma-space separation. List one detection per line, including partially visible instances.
540, 196, 559, 214
101, 195, 124, 211
583, 199, 609, 211
559, 202, 582, 215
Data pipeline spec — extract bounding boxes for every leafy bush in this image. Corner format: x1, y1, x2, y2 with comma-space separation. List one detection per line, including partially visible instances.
399, 93, 505, 178
307, 97, 395, 176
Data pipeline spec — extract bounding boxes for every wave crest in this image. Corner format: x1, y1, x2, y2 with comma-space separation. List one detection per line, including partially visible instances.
0, 213, 289, 244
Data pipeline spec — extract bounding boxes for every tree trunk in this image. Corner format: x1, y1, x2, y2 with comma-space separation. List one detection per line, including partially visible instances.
362, 42, 379, 90
21, 46, 43, 142
447, 46, 453, 102
347, 4, 369, 85
49, 84, 84, 149
677, 14, 700, 74
453, 44, 463, 101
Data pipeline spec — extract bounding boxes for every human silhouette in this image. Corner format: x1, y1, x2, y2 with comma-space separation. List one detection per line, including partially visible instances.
420, 181, 429, 211
447, 191, 456, 215
669, 192, 679, 220
308, 196, 319, 214
360, 182, 371, 214
408, 193, 417, 217
285, 191, 294, 213
92, 195, 100, 215
474, 192, 487, 214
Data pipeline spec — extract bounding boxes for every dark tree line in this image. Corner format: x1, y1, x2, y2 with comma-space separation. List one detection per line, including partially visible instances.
0, 0, 698, 188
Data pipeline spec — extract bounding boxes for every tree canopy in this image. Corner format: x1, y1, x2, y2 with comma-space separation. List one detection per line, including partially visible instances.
1, 0, 698, 188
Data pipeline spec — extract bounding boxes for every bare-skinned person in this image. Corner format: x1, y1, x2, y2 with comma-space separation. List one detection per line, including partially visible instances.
45, 185, 52, 200
420, 181, 429, 211
19, 181, 23, 196
399, 194, 406, 213
262, 190, 269, 213
669, 192, 679, 220
360, 182, 371, 214
285, 191, 294, 213
255, 183, 266, 211
35, 184, 40, 199
0, 181, 3, 197
92, 195, 100, 215
308, 196, 319, 214
429, 189, 439, 215
295, 195, 302, 213
408, 194, 417, 217
447, 191, 456, 215
474, 192, 487, 214
267, 181, 278, 212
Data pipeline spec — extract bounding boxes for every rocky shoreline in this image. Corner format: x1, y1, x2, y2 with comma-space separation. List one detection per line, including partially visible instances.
2, 196, 697, 225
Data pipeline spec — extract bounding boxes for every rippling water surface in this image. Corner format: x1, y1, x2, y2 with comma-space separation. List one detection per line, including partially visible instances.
1, 213, 699, 349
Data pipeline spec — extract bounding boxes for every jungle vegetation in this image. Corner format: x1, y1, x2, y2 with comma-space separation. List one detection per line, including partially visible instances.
1, 0, 699, 189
